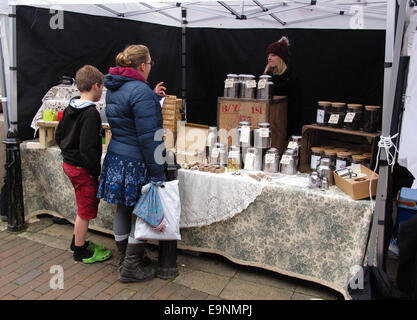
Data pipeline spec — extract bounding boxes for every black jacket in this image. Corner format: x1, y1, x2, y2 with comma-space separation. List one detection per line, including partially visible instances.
55, 98, 102, 177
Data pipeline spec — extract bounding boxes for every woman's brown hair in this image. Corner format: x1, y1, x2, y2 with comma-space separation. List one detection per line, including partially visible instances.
115, 44, 149, 69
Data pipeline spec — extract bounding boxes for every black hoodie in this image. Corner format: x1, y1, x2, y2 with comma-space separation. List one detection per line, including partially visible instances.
55, 97, 102, 177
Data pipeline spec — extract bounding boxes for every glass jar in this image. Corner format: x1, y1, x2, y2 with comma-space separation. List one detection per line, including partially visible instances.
363, 106, 382, 133
310, 147, 324, 171
332, 147, 348, 153
257, 75, 273, 100
316, 101, 332, 126
254, 122, 271, 149
237, 121, 252, 147
244, 147, 261, 171
323, 149, 337, 168
351, 154, 366, 165
227, 145, 240, 172
288, 135, 302, 169
328, 102, 346, 128
239, 74, 256, 99
210, 142, 227, 167
223, 74, 239, 98
280, 149, 297, 175
206, 126, 218, 149
263, 147, 280, 173
317, 158, 334, 185
336, 151, 352, 170
344, 104, 363, 130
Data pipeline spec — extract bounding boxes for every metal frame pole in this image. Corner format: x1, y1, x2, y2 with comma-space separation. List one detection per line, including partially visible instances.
181, 7, 187, 121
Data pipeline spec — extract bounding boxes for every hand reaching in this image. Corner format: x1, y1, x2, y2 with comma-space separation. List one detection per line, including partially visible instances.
154, 81, 167, 97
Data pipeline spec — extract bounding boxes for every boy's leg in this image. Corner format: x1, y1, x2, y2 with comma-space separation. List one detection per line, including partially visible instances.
74, 215, 89, 246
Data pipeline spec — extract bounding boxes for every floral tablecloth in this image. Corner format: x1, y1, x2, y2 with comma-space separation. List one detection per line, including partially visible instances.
20, 141, 372, 299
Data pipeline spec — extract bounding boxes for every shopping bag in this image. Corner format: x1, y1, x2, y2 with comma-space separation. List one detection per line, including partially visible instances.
134, 180, 181, 240
132, 183, 164, 229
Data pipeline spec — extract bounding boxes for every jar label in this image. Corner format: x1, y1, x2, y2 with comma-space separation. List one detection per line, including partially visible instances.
265, 153, 276, 164
229, 151, 240, 158
258, 79, 267, 89
246, 80, 257, 88
336, 159, 347, 170
328, 114, 340, 124
244, 153, 255, 170
316, 109, 325, 123
287, 141, 298, 150
240, 126, 250, 143
281, 155, 292, 165
259, 128, 269, 137
310, 155, 321, 170
344, 112, 355, 123
211, 148, 219, 159
224, 79, 234, 88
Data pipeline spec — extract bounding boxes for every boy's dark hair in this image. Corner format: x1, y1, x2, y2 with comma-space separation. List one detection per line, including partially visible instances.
75, 65, 104, 92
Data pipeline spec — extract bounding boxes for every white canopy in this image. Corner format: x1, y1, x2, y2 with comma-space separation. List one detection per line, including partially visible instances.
8, 0, 388, 29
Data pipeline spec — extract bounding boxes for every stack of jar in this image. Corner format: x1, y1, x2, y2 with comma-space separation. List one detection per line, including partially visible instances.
279, 135, 302, 175
315, 100, 381, 133
223, 73, 274, 100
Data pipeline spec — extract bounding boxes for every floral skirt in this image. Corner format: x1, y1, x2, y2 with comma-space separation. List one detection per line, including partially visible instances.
97, 152, 150, 207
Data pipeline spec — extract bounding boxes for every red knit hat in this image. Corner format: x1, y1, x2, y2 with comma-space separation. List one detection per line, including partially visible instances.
266, 36, 290, 64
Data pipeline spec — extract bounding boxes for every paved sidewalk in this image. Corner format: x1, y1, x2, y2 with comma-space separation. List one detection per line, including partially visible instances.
0, 215, 342, 301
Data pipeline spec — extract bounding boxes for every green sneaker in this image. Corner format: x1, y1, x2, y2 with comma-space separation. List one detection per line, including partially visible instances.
87, 240, 106, 252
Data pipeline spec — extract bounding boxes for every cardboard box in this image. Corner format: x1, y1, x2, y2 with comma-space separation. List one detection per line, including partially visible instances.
333, 164, 378, 200
175, 122, 209, 164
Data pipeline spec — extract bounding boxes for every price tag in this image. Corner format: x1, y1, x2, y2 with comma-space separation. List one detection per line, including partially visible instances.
229, 151, 240, 158
280, 155, 292, 165
287, 141, 298, 150
257, 79, 267, 89
224, 79, 234, 88
244, 153, 255, 170
328, 114, 340, 124
240, 126, 250, 144
316, 109, 325, 123
344, 112, 355, 123
336, 159, 347, 170
310, 155, 321, 170
246, 80, 257, 88
211, 148, 219, 159
259, 128, 269, 138
265, 153, 275, 164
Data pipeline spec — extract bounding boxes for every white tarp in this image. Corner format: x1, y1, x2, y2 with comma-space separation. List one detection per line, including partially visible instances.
0, 2, 11, 124
8, 0, 388, 29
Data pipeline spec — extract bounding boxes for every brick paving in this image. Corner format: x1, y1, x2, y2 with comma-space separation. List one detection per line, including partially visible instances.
0, 216, 344, 302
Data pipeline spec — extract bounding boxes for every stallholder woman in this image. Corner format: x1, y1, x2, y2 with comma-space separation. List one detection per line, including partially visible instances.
264, 36, 303, 138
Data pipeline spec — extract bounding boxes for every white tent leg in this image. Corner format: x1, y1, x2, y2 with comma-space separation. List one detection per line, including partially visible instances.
8, 5, 17, 135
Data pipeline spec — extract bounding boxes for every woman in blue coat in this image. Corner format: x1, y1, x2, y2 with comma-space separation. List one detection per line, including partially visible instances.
97, 44, 167, 283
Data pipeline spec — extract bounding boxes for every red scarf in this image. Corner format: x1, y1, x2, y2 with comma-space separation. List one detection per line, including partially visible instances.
108, 67, 146, 83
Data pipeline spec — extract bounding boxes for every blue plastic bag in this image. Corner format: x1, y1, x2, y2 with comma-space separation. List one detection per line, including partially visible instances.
133, 183, 164, 228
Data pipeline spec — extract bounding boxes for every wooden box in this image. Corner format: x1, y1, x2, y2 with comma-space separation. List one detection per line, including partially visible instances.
217, 97, 288, 152
175, 122, 209, 164
299, 124, 381, 173
162, 95, 182, 147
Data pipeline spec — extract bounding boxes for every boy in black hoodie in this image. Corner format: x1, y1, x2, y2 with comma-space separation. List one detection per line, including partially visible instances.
55, 65, 111, 263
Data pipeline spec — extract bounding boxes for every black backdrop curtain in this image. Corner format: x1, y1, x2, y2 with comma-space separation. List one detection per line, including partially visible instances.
16, 5, 385, 141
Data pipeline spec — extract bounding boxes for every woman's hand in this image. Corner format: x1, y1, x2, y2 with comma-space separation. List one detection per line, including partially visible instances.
154, 81, 167, 97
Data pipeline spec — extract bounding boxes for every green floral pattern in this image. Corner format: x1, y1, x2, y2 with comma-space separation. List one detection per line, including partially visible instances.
21, 141, 372, 299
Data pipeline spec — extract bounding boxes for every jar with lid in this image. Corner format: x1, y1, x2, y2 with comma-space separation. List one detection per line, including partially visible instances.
257, 75, 273, 100
317, 158, 334, 185
362, 153, 372, 168
351, 154, 367, 165
344, 104, 363, 130
254, 122, 271, 149
263, 148, 280, 173
237, 121, 252, 147
227, 145, 240, 172
310, 147, 324, 171
288, 135, 302, 169
323, 149, 337, 168
332, 147, 348, 153
224, 74, 239, 98
280, 149, 297, 175
336, 151, 352, 170
316, 101, 332, 126
244, 147, 262, 171
363, 106, 382, 133
210, 143, 227, 167
239, 74, 257, 99
328, 102, 346, 128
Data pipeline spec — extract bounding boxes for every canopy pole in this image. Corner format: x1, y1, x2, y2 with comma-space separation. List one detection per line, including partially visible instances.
368, 0, 407, 269
181, 7, 187, 121
3, 5, 25, 232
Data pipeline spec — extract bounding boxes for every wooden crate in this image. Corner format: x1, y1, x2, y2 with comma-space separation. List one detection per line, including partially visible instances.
162, 95, 182, 147
217, 97, 288, 151
299, 124, 381, 173
37, 120, 112, 151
